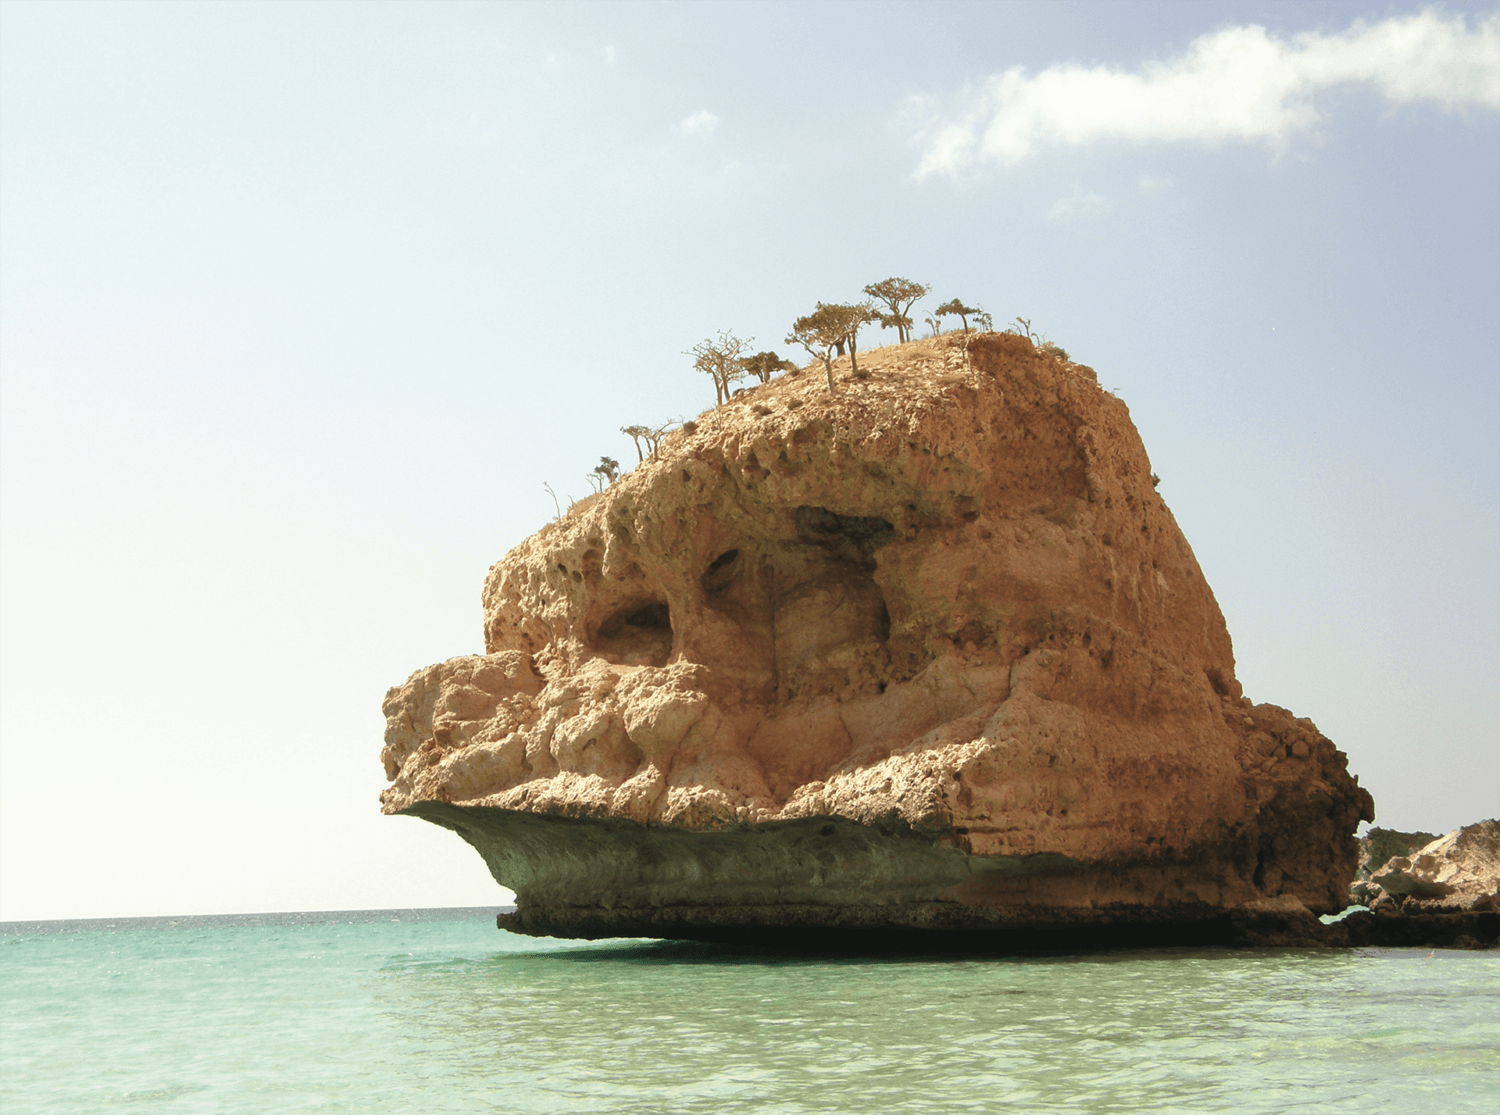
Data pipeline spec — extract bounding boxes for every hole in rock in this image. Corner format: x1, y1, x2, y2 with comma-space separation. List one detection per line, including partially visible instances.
702, 549, 741, 596
592, 599, 673, 667
952, 620, 987, 648
795, 506, 895, 561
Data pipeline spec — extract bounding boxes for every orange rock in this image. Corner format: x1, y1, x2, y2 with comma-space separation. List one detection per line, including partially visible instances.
380, 332, 1374, 940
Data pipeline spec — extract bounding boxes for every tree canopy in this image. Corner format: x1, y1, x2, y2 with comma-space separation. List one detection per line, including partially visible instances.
588, 456, 621, 492
863, 277, 930, 344
687, 330, 753, 406
935, 298, 983, 333
835, 301, 881, 376
786, 306, 846, 394
744, 350, 796, 385
786, 302, 879, 391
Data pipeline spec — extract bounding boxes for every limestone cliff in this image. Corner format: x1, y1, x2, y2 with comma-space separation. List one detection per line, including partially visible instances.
380, 331, 1374, 941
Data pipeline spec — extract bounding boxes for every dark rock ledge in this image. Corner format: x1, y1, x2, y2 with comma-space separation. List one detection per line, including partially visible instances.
408, 802, 1496, 951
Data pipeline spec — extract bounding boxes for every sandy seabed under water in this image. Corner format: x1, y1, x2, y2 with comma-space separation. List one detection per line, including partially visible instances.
2, 907, 1496, 1114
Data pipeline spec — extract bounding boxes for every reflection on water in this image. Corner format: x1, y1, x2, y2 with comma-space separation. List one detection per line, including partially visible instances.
2, 913, 1496, 1114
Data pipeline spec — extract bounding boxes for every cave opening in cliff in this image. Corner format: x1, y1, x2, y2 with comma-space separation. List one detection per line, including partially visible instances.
702, 549, 740, 596
592, 599, 673, 667
795, 505, 895, 563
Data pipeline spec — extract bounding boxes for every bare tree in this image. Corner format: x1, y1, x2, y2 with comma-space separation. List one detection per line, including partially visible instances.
621, 425, 651, 462
643, 420, 675, 457
863, 277, 930, 344
744, 350, 796, 385
1009, 316, 1038, 342
687, 330, 752, 406
935, 299, 983, 333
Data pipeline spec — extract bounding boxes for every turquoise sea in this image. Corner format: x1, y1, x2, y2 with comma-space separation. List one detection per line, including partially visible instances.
2, 908, 1497, 1114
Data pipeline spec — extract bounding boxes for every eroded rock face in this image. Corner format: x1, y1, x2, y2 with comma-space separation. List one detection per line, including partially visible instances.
381, 332, 1374, 940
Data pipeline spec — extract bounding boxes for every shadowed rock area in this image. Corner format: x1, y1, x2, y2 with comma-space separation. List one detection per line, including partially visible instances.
381, 332, 1380, 944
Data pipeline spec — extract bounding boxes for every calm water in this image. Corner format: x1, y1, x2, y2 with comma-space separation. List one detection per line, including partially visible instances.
2, 908, 1496, 1114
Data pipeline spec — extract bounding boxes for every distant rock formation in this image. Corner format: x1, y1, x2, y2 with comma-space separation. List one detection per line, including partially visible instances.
1353, 820, 1500, 913
1349, 827, 1437, 905
380, 331, 1375, 943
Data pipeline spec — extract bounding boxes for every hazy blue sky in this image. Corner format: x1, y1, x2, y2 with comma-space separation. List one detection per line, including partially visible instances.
2, 1, 1496, 919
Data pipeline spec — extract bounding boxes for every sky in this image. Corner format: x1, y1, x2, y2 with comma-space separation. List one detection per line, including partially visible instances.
1, 0, 1496, 920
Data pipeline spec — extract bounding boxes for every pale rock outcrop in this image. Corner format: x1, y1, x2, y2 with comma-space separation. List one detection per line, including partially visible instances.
380, 332, 1374, 940
1356, 820, 1500, 912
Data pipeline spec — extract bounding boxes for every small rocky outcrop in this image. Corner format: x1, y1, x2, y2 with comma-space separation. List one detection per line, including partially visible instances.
380, 332, 1376, 943
1355, 828, 1438, 880
1352, 820, 1500, 913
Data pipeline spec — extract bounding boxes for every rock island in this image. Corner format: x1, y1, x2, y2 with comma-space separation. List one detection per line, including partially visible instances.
380, 330, 1378, 945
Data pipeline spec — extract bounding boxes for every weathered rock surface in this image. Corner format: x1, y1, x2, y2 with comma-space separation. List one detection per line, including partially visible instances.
1354, 827, 1439, 879
381, 332, 1375, 942
1352, 820, 1500, 913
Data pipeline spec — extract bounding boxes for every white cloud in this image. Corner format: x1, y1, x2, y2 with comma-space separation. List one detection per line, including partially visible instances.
917, 8, 1500, 176
1047, 188, 1109, 220
680, 110, 719, 136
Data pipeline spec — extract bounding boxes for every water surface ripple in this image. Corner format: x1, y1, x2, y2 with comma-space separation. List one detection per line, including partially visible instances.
2, 909, 1496, 1113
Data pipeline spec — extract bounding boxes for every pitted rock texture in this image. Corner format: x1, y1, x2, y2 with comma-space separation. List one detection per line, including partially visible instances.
381, 332, 1374, 939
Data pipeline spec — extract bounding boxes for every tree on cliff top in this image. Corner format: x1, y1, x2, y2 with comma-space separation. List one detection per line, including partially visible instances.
835, 301, 882, 376
786, 307, 845, 394
687, 331, 752, 406
621, 425, 651, 462
744, 350, 797, 385
863, 277, 929, 344
786, 302, 878, 392
935, 298, 983, 333
642, 420, 674, 457
588, 456, 621, 492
